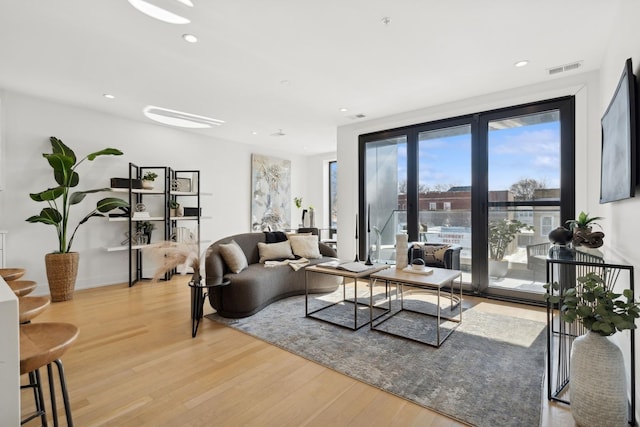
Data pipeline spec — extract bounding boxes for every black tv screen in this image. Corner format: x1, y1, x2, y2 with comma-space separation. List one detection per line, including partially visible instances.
600, 57, 637, 203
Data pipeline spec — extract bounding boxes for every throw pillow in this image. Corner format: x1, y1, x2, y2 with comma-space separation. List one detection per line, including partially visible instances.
423, 244, 450, 265
258, 240, 294, 263
288, 234, 321, 259
219, 240, 248, 273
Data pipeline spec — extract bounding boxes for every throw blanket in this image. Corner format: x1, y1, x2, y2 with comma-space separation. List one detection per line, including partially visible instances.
264, 257, 310, 271
264, 231, 288, 243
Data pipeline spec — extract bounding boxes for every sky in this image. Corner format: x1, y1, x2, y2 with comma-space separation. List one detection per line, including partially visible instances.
396, 121, 561, 191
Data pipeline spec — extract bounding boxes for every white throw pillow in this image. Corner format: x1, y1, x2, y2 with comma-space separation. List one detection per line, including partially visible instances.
288, 235, 321, 259
258, 240, 294, 263
219, 240, 248, 273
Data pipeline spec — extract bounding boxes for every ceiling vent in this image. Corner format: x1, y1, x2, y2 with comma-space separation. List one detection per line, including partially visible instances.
547, 61, 583, 76
348, 114, 367, 120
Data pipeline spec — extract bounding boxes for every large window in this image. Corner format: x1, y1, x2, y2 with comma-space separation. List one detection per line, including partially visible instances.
328, 161, 337, 232
359, 97, 575, 302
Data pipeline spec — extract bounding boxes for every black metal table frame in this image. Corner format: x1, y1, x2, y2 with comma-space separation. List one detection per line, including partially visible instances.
305, 268, 390, 330
369, 273, 462, 347
189, 278, 230, 337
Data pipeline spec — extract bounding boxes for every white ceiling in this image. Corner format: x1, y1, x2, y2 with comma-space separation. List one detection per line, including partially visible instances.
0, 1, 621, 154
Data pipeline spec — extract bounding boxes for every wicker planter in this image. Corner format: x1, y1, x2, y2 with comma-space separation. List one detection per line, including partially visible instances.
45, 252, 79, 302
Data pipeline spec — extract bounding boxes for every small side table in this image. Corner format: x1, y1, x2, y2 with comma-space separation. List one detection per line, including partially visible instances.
189, 278, 230, 338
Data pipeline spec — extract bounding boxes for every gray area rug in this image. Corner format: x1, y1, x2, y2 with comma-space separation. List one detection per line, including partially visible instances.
207, 291, 546, 427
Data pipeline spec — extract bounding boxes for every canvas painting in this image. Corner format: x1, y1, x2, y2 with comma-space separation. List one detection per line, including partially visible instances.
251, 154, 291, 231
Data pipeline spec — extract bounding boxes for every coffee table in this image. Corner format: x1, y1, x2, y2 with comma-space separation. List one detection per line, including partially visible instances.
305, 263, 389, 330
369, 266, 462, 347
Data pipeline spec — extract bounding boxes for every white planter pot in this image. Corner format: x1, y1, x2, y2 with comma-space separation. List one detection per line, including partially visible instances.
488, 259, 508, 278
142, 180, 154, 190
570, 331, 627, 427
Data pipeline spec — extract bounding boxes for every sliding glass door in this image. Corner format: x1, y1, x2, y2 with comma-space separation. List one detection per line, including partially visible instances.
359, 97, 574, 302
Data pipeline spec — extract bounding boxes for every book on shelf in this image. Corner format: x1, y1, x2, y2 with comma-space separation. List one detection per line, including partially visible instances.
316, 260, 375, 273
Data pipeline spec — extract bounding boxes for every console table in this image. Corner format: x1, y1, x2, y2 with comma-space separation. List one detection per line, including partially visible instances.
545, 248, 635, 423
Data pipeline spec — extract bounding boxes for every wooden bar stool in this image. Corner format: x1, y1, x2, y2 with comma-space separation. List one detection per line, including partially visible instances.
0, 267, 26, 281
9, 280, 38, 297
19, 296, 51, 324
20, 322, 79, 427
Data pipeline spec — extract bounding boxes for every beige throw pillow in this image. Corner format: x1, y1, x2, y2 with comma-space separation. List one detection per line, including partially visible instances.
258, 240, 294, 263
219, 240, 248, 273
288, 235, 321, 259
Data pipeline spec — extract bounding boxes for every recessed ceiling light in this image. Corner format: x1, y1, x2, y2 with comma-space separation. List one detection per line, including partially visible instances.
127, 0, 190, 24
514, 60, 529, 68
252, 131, 258, 135
182, 34, 198, 43
339, 107, 348, 112
103, 94, 115, 99
143, 105, 224, 128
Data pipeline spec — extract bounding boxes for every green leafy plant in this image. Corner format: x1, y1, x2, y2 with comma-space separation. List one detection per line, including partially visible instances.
488, 218, 533, 261
143, 171, 158, 181
566, 211, 603, 230
26, 136, 129, 253
294, 197, 303, 209
544, 272, 640, 336
169, 200, 180, 209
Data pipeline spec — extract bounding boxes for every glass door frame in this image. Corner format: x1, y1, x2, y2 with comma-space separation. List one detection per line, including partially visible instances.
358, 96, 575, 303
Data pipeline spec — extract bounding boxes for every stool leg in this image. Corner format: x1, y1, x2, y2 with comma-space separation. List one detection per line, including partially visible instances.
54, 359, 74, 427
47, 363, 59, 427
21, 369, 47, 426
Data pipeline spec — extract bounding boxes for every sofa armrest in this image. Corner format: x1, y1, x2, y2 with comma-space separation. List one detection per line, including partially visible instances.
204, 244, 226, 285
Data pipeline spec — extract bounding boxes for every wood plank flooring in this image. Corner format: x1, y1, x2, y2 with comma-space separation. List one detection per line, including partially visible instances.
21, 275, 575, 426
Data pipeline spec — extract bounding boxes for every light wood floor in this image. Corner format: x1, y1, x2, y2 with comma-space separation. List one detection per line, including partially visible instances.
22, 275, 575, 426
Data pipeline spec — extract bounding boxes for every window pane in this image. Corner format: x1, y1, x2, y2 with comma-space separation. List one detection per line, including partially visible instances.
488, 111, 561, 293
329, 161, 337, 230
365, 136, 407, 263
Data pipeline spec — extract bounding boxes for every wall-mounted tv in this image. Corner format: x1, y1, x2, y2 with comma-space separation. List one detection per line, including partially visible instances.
600, 57, 637, 203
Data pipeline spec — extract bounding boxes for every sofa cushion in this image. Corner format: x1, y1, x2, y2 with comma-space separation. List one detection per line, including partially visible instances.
288, 234, 321, 259
423, 244, 450, 265
219, 240, 248, 273
258, 240, 294, 263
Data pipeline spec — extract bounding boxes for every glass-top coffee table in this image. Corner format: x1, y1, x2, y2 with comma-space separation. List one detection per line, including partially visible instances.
369, 266, 462, 347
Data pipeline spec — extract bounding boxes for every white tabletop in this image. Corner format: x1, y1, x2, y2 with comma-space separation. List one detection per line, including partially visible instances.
370, 266, 461, 288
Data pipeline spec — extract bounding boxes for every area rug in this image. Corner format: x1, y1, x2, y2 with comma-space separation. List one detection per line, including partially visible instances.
207, 292, 546, 427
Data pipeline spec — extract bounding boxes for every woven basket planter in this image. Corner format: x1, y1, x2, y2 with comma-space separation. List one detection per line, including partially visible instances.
45, 252, 79, 302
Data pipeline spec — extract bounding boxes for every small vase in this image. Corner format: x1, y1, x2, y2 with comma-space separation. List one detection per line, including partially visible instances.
570, 331, 627, 427
176, 206, 184, 217
142, 180, 154, 190
395, 234, 408, 269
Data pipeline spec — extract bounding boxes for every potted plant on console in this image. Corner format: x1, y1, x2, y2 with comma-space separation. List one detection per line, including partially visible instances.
545, 272, 639, 426
26, 136, 129, 301
566, 211, 605, 249
488, 218, 532, 278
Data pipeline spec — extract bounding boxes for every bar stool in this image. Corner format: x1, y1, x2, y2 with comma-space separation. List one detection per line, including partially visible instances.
19, 296, 51, 324
9, 280, 38, 297
20, 322, 79, 427
0, 267, 26, 281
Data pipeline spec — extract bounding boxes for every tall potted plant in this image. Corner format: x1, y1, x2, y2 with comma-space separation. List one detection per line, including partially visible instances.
488, 218, 532, 277
26, 136, 129, 301
545, 272, 640, 426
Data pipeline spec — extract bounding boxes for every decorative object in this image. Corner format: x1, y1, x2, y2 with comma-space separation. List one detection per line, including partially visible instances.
548, 226, 572, 246
354, 213, 359, 262
250, 154, 291, 231
142, 171, 157, 190
208, 294, 547, 427
600, 57, 637, 203
545, 272, 640, 426
294, 197, 304, 226
169, 200, 180, 217
566, 211, 605, 248
395, 233, 408, 269
26, 136, 128, 301
132, 202, 149, 218
137, 221, 155, 244
365, 204, 373, 265
488, 218, 532, 278
175, 177, 191, 192
308, 207, 315, 227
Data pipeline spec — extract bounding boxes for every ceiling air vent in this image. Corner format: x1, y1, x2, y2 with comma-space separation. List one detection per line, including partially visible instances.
348, 114, 367, 120
547, 61, 583, 76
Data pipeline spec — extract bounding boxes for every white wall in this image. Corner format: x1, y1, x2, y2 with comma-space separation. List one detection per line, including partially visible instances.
0, 90, 312, 294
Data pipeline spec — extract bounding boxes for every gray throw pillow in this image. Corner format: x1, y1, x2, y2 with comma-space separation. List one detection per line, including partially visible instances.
257, 240, 294, 263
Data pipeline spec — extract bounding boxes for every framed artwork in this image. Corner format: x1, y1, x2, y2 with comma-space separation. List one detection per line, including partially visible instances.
251, 154, 291, 231
600, 58, 637, 203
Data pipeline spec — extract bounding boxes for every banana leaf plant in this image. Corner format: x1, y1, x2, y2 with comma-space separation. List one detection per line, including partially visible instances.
26, 136, 129, 253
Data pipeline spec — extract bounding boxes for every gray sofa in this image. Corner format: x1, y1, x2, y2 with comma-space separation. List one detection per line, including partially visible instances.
205, 232, 341, 318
